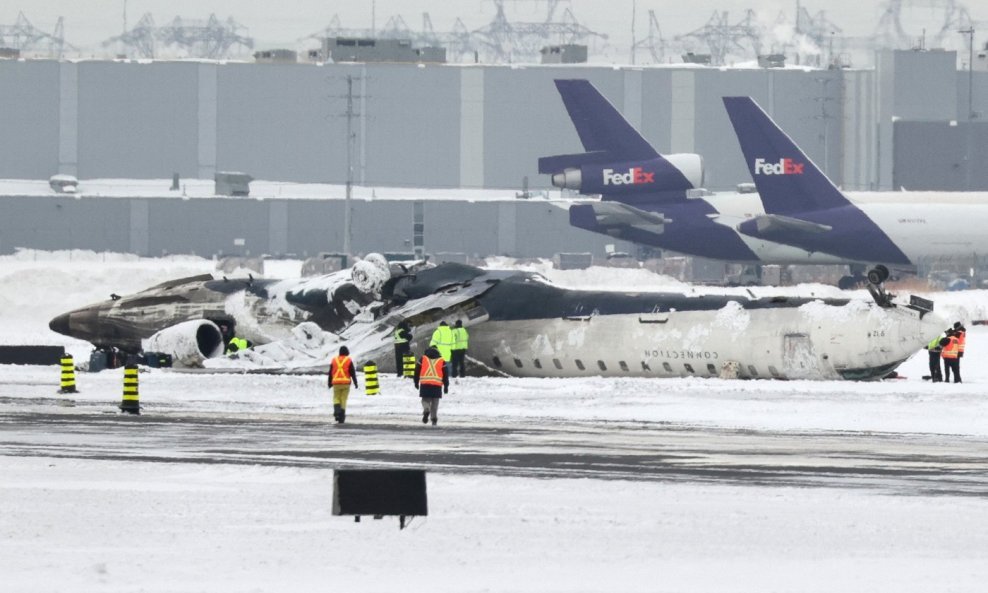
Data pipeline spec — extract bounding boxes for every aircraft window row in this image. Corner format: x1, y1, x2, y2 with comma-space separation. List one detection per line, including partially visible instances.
486, 356, 765, 378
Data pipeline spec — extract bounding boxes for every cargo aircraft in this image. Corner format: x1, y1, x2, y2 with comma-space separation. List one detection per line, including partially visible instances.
49, 254, 941, 381
540, 79, 850, 267
723, 96, 988, 286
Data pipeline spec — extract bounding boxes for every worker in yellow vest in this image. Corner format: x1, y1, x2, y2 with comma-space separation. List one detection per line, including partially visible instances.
226, 336, 250, 354
925, 332, 943, 382
430, 321, 455, 362
329, 345, 359, 423
451, 320, 469, 378
393, 320, 413, 377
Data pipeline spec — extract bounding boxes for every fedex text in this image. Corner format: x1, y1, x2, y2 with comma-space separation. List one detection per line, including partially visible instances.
753, 158, 805, 176
603, 167, 655, 186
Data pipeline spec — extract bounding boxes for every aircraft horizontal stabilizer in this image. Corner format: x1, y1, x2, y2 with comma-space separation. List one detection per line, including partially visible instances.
747, 214, 832, 235
538, 151, 609, 175
570, 201, 669, 235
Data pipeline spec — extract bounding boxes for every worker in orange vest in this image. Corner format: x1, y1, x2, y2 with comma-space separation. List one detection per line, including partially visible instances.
940, 329, 961, 384
953, 321, 966, 374
329, 345, 359, 423
414, 346, 448, 426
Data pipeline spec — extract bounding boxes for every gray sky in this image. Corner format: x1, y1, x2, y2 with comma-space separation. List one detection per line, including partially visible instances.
4, 1, 986, 57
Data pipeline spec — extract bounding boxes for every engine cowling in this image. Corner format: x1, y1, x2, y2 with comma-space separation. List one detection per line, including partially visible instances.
550, 153, 705, 198
143, 319, 225, 368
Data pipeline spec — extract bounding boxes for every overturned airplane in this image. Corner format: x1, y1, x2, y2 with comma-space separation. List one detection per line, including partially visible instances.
49, 255, 942, 380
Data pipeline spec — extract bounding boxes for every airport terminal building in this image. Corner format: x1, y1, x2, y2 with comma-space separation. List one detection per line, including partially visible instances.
0, 49, 986, 260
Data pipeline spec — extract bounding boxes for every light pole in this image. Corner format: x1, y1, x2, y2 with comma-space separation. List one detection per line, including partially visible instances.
959, 28, 975, 191
343, 74, 354, 258
959, 27, 975, 120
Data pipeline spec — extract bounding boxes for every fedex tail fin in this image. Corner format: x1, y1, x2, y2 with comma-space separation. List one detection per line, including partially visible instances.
553, 79, 658, 161
723, 96, 850, 215
541, 80, 703, 197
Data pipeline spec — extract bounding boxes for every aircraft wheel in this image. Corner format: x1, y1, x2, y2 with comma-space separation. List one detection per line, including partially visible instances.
867, 265, 890, 285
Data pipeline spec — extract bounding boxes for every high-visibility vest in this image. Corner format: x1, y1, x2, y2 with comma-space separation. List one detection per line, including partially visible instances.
430, 326, 455, 359
331, 355, 353, 385
227, 337, 248, 353
957, 330, 966, 353
927, 336, 942, 351
419, 356, 444, 387
393, 327, 409, 344
942, 337, 960, 359
453, 327, 469, 350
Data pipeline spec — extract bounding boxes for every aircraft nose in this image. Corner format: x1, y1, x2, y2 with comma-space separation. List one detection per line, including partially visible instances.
49, 312, 71, 336
49, 307, 101, 340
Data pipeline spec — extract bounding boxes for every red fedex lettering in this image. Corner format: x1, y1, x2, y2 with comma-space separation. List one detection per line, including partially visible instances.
632, 168, 656, 184
754, 158, 806, 175
604, 167, 657, 185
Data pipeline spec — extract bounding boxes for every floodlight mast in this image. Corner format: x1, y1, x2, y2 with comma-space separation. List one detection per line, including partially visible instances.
344, 74, 355, 258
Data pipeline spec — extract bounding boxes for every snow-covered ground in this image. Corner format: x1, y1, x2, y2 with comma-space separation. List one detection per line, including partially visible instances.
2, 251, 988, 592
0, 178, 533, 201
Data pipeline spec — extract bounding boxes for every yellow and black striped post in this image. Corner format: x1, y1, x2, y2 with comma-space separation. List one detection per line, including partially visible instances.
402, 354, 416, 378
120, 364, 140, 415
364, 362, 380, 396
58, 354, 77, 394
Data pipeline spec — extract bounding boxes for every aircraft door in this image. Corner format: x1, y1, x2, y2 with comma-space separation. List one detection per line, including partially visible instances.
782, 333, 816, 379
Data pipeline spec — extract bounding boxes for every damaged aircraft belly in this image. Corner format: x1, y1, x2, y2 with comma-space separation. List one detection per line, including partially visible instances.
49, 256, 942, 381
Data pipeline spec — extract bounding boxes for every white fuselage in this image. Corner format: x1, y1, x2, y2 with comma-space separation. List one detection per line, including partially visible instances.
700, 190, 988, 266
465, 300, 942, 380
849, 192, 988, 263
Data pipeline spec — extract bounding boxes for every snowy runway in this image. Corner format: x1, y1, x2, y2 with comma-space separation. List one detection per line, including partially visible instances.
3, 252, 988, 591
3, 401, 988, 496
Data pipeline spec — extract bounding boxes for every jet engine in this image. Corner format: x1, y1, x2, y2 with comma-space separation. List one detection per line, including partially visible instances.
351, 255, 391, 294
143, 319, 225, 368
550, 153, 705, 198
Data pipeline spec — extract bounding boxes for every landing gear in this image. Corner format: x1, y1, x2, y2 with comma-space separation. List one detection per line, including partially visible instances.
838, 264, 892, 290
865, 265, 894, 308
867, 264, 890, 285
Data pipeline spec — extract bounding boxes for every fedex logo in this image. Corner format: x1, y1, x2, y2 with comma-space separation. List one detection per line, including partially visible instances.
603, 167, 655, 185
753, 158, 805, 175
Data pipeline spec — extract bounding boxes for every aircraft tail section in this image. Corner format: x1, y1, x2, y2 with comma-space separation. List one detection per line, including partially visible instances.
540, 79, 703, 198
552, 79, 658, 162
723, 96, 850, 215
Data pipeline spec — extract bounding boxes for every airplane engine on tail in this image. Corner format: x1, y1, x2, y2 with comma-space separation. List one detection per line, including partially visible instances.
549, 154, 704, 199
143, 319, 225, 368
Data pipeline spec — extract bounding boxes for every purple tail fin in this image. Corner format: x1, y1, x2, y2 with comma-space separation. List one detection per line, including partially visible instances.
554, 79, 658, 160
723, 96, 850, 215
539, 80, 659, 174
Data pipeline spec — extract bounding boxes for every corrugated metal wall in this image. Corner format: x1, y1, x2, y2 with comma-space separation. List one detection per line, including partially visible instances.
893, 121, 988, 190
1, 59, 846, 191
0, 195, 632, 258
